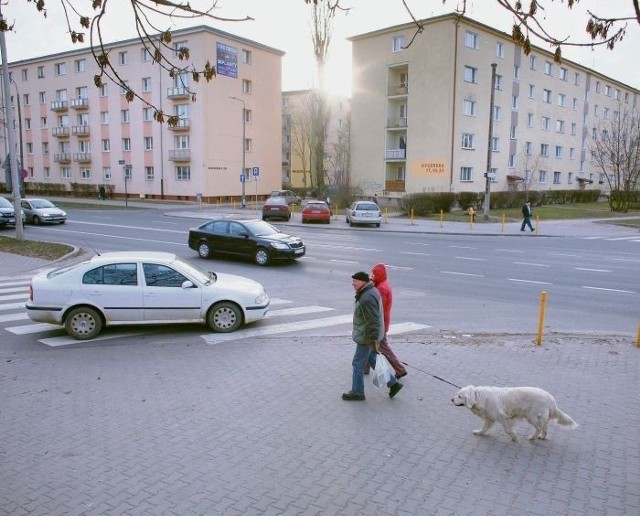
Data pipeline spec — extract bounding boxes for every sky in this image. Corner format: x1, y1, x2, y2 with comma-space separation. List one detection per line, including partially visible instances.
2, 0, 640, 97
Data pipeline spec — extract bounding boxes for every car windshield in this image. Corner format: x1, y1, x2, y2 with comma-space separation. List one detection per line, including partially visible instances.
174, 257, 217, 285
0, 197, 13, 208
32, 199, 55, 209
243, 220, 281, 236
266, 197, 287, 206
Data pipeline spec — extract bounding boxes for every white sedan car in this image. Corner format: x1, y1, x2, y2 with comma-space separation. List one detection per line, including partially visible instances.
345, 200, 382, 227
26, 251, 270, 340
20, 198, 67, 225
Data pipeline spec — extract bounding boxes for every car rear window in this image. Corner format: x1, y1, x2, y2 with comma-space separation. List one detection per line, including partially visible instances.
357, 203, 379, 211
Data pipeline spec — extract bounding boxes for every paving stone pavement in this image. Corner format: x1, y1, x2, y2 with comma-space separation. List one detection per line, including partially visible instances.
1, 330, 638, 515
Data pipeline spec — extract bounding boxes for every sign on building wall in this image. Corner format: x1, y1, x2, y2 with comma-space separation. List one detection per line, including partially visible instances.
411, 160, 448, 177
216, 42, 238, 78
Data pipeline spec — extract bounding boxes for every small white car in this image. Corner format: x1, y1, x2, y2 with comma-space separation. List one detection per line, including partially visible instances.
345, 200, 382, 227
26, 251, 270, 340
21, 198, 67, 225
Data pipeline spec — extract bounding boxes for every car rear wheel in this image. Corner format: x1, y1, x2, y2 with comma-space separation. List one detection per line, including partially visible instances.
254, 248, 270, 266
65, 306, 103, 340
207, 302, 242, 333
198, 241, 211, 258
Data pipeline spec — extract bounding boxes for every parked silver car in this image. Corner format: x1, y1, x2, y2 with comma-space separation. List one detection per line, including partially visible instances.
345, 200, 382, 227
0, 197, 19, 228
21, 198, 67, 225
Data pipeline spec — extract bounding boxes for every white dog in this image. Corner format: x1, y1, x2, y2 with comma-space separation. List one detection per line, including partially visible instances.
451, 385, 577, 441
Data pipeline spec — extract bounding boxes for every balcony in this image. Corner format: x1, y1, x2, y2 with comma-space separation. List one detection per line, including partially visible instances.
387, 117, 408, 128
168, 118, 191, 131
387, 83, 408, 96
167, 86, 190, 99
70, 97, 89, 109
168, 149, 191, 161
72, 125, 91, 136
384, 180, 406, 192
385, 148, 406, 160
52, 126, 70, 138
50, 100, 68, 111
73, 152, 92, 163
53, 153, 71, 163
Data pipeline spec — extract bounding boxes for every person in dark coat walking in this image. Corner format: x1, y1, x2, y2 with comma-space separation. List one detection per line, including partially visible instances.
342, 271, 404, 401
521, 201, 534, 232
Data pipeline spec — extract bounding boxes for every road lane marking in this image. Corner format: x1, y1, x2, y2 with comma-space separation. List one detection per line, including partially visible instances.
0, 312, 29, 323
507, 278, 553, 285
268, 306, 334, 317
0, 302, 25, 311
574, 267, 612, 273
513, 262, 550, 267
401, 251, 431, 256
6, 322, 60, 335
455, 257, 486, 261
441, 271, 484, 277
581, 286, 635, 293
0, 293, 29, 302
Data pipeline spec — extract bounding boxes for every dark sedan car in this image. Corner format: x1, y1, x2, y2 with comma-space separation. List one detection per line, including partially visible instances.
262, 196, 291, 221
188, 219, 305, 266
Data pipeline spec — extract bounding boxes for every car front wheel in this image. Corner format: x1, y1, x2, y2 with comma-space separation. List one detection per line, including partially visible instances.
207, 302, 242, 333
254, 248, 270, 266
65, 306, 103, 340
198, 241, 211, 258
33, 215, 41, 225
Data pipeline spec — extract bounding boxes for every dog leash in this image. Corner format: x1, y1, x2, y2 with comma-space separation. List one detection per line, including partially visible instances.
401, 361, 461, 389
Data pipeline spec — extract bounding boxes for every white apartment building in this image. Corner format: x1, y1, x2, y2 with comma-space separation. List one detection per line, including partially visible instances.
281, 89, 351, 191
3, 25, 284, 201
348, 13, 640, 198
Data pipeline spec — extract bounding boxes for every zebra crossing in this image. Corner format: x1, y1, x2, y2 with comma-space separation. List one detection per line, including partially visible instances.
0, 276, 430, 348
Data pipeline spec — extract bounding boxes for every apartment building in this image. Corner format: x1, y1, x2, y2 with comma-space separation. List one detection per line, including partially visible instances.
3, 25, 284, 201
281, 89, 350, 192
348, 13, 640, 198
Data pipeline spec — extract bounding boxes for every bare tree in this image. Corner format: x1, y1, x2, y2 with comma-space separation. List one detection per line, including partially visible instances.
1, 1, 252, 126
289, 98, 313, 190
589, 107, 640, 212
515, 148, 547, 195
326, 116, 350, 188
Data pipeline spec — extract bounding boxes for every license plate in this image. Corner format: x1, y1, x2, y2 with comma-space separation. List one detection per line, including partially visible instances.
294, 249, 304, 255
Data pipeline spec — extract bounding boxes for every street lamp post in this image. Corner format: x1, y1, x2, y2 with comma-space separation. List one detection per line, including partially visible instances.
229, 96, 246, 208
483, 63, 498, 221
10, 77, 24, 194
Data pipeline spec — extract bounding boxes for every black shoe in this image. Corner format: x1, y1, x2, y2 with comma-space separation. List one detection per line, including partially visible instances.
389, 382, 403, 399
395, 372, 407, 379
342, 391, 365, 401
530, 228, 535, 232
520, 229, 525, 232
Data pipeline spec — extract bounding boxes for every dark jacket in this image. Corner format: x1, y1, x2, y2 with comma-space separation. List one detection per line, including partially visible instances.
352, 282, 384, 347
522, 203, 532, 217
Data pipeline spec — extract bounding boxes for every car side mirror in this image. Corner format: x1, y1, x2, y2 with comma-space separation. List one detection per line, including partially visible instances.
181, 280, 195, 289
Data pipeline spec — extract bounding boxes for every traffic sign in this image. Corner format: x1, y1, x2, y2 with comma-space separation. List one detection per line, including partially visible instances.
240, 174, 246, 182
252, 167, 260, 177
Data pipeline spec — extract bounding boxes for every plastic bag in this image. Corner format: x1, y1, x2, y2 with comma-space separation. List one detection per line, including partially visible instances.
372, 354, 393, 388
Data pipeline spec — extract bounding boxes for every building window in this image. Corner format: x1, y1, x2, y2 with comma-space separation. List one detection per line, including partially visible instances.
460, 167, 473, 181
121, 80, 130, 95
244, 109, 252, 124
559, 67, 568, 81
42, 142, 49, 154
74, 59, 86, 72
176, 166, 191, 181
143, 107, 153, 122
392, 36, 405, 52
61, 167, 71, 180
556, 120, 565, 133
39, 91, 46, 104
80, 168, 91, 180
242, 79, 252, 93
529, 55, 537, 70
54, 62, 66, 76
604, 85, 611, 96
244, 138, 252, 153
508, 154, 516, 168
603, 107, 610, 119
553, 171, 561, 184
102, 139, 110, 152
513, 65, 520, 80
141, 47, 153, 62
496, 41, 505, 58
494, 74, 503, 90
525, 141, 532, 155
510, 126, 517, 140
241, 49, 252, 64
541, 116, 550, 130
568, 172, 573, 184
574, 72, 580, 85
512, 95, 519, 110
118, 51, 128, 65
144, 137, 153, 150
100, 111, 109, 124
464, 66, 478, 84
24, 118, 32, 130
540, 143, 549, 157
37, 66, 45, 79
26, 142, 33, 154
465, 31, 479, 49
122, 138, 131, 151
463, 99, 476, 116
537, 170, 546, 183
121, 110, 130, 123
555, 146, 563, 158
142, 77, 152, 92
175, 135, 189, 149
43, 167, 50, 179
103, 167, 112, 181
145, 166, 155, 180
174, 40, 188, 57
527, 113, 534, 127
569, 148, 575, 160
595, 81, 601, 93
572, 97, 578, 110
493, 105, 502, 121
558, 93, 566, 107
491, 137, 500, 151
23, 93, 30, 105
543, 89, 552, 103
544, 61, 553, 75
461, 133, 475, 149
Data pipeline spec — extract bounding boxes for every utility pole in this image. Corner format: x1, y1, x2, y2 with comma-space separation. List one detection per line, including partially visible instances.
229, 96, 247, 208
0, 8, 24, 240
483, 63, 498, 221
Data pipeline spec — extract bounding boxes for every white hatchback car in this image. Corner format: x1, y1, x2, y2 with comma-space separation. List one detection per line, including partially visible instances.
26, 251, 270, 340
345, 200, 382, 227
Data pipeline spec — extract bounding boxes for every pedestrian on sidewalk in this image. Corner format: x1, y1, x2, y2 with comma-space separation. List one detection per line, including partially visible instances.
364, 263, 407, 379
521, 201, 534, 232
342, 271, 403, 401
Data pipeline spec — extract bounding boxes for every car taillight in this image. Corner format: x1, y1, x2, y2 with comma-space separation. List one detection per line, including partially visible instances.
29, 283, 33, 301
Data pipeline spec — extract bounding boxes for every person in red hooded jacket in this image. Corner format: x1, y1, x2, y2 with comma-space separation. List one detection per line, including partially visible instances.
367, 262, 408, 378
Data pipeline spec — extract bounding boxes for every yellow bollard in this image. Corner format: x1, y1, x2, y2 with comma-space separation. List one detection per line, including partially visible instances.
440, 209, 444, 228
636, 323, 640, 347
468, 207, 475, 228
535, 214, 539, 234
410, 208, 415, 225
536, 291, 547, 345
501, 213, 505, 233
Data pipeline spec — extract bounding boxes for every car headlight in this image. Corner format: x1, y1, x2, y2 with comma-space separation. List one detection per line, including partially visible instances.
270, 242, 289, 250
255, 291, 268, 304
